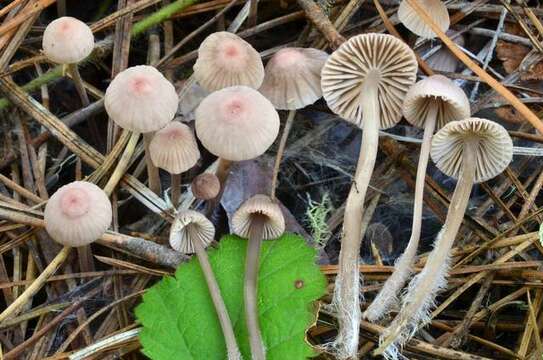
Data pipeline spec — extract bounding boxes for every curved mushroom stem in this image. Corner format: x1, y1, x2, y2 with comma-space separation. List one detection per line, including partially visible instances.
333, 71, 380, 359
364, 101, 438, 322
206, 158, 232, 217
375, 139, 478, 357
103, 131, 141, 196
245, 215, 266, 360
271, 110, 296, 200
192, 235, 241, 360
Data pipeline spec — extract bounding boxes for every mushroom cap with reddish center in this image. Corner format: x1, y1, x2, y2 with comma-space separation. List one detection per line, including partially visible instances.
169, 210, 215, 254
431, 118, 513, 183
403, 75, 470, 129
321, 33, 418, 129
232, 194, 285, 240
193, 32, 264, 91
44, 181, 112, 247
195, 86, 280, 161
105, 65, 178, 133
191, 173, 220, 200
42, 17, 94, 64
398, 0, 450, 39
149, 121, 200, 174
259, 47, 328, 110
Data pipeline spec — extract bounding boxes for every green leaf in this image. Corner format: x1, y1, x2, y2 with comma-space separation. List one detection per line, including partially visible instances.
135, 233, 327, 360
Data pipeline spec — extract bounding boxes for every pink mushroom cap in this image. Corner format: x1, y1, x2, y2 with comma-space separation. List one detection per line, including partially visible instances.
42, 17, 94, 64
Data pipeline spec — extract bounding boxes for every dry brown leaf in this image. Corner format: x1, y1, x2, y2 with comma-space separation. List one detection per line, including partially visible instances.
496, 40, 530, 74
496, 106, 525, 124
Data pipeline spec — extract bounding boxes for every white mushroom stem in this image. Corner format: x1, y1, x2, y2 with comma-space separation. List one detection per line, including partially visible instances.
103, 131, 141, 196
0, 246, 71, 323
191, 231, 241, 360
67, 64, 90, 106
245, 215, 266, 360
375, 138, 478, 357
332, 71, 380, 359
364, 101, 438, 322
271, 110, 296, 199
143, 133, 161, 195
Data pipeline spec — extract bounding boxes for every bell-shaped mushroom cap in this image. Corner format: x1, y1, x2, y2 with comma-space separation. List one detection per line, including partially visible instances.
232, 194, 285, 240
149, 122, 200, 174
403, 75, 470, 129
191, 173, 220, 200
169, 210, 215, 254
321, 33, 418, 129
431, 118, 513, 183
193, 32, 264, 92
398, 0, 450, 39
195, 86, 280, 161
42, 17, 94, 64
259, 47, 328, 110
44, 181, 112, 247
104, 65, 178, 133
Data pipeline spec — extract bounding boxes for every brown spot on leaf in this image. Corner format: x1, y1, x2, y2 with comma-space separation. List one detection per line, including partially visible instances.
294, 280, 304, 289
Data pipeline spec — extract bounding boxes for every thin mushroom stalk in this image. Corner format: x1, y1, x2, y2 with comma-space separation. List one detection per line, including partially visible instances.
270, 110, 295, 199
376, 138, 477, 357
364, 101, 438, 322
103, 131, 141, 196
245, 215, 266, 360
375, 118, 513, 358
365, 75, 470, 322
332, 70, 381, 357
190, 229, 241, 360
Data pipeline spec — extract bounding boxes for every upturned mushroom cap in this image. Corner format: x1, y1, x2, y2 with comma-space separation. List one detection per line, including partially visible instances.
42, 17, 94, 64
232, 194, 285, 240
259, 47, 328, 110
424, 32, 464, 73
431, 118, 513, 183
403, 75, 470, 129
191, 173, 220, 200
321, 33, 418, 129
194, 32, 264, 92
104, 65, 178, 133
195, 86, 280, 161
149, 122, 200, 174
169, 210, 215, 254
44, 181, 112, 247
398, 0, 450, 39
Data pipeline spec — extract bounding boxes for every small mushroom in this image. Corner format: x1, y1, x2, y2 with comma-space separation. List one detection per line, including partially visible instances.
232, 195, 285, 360
0, 181, 111, 323
259, 47, 328, 198
376, 118, 513, 356
194, 32, 264, 92
192, 173, 221, 200
364, 75, 470, 322
103, 65, 178, 195
149, 121, 200, 205
320, 33, 417, 358
398, 0, 450, 39
44, 181, 112, 247
170, 210, 241, 360
195, 85, 279, 205
422, 31, 465, 73
42, 17, 95, 112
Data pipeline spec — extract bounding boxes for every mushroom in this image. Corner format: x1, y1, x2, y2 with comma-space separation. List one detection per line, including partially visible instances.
398, 0, 450, 39
422, 32, 465, 73
192, 173, 221, 201
42, 17, 95, 112
103, 65, 178, 195
232, 194, 285, 360
320, 33, 417, 359
170, 210, 241, 360
195, 85, 279, 204
194, 32, 264, 92
376, 118, 513, 356
149, 121, 200, 206
258, 47, 328, 199
364, 75, 470, 322
0, 181, 112, 323
45, 181, 112, 247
